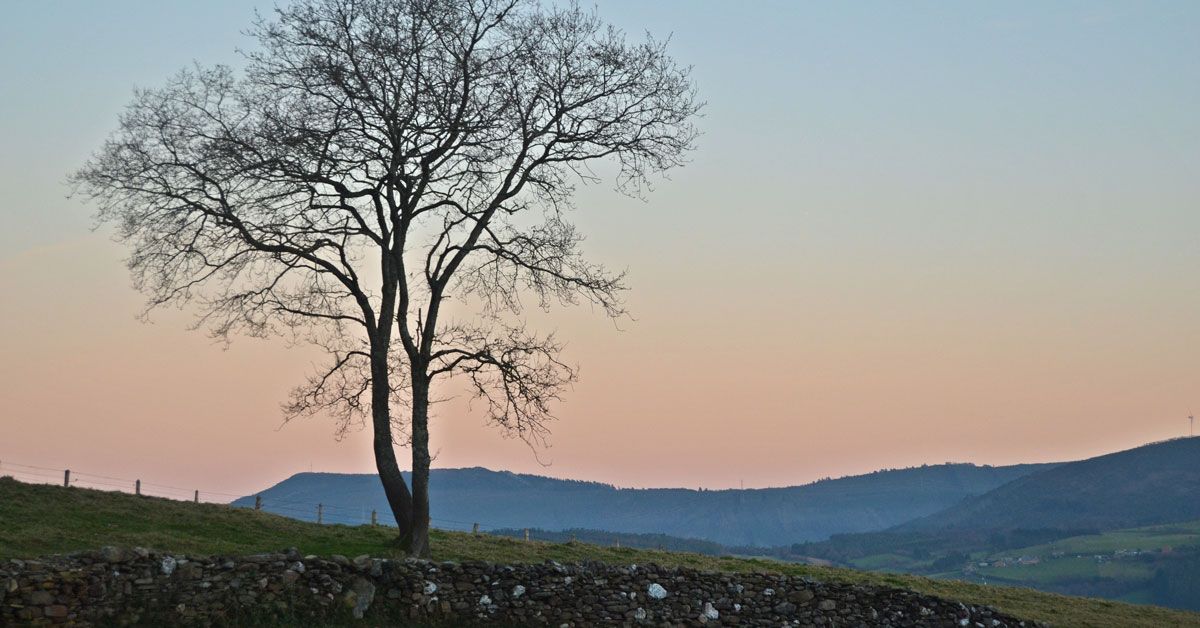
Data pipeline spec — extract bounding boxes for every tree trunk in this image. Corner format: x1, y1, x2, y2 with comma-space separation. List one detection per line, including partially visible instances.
373, 411, 414, 544
408, 376, 433, 558
369, 345, 414, 547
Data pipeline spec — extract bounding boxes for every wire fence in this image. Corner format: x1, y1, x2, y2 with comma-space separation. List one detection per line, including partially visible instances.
0, 458, 499, 533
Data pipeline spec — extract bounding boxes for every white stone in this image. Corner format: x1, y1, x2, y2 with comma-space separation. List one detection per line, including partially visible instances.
703, 602, 719, 620
479, 594, 492, 606
763, 587, 775, 597
291, 561, 306, 573
733, 603, 742, 612
647, 583, 668, 599
160, 556, 177, 576
423, 581, 438, 595
512, 584, 526, 598
634, 607, 647, 620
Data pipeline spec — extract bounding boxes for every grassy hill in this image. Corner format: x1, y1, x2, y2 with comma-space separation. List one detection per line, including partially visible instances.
784, 439, 1200, 613
959, 520, 1200, 609
231, 462, 1054, 546
3, 477, 1199, 628
792, 518, 1200, 611
998, 519, 1200, 558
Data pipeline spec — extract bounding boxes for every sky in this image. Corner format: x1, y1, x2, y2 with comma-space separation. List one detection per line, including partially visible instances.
1, 1, 1198, 498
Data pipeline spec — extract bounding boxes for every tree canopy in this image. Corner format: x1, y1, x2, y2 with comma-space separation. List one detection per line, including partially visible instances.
73, 0, 700, 556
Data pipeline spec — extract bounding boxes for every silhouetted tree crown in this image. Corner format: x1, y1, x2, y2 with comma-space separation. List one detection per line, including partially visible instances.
72, 0, 700, 557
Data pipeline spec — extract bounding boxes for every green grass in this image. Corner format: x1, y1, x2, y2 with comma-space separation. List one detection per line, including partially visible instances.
976, 556, 1153, 586
3, 477, 1199, 628
994, 520, 1200, 558
849, 552, 928, 571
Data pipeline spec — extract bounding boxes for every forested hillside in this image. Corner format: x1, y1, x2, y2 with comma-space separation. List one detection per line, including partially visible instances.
233, 462, 1052, 546
898, 438, 1200, 534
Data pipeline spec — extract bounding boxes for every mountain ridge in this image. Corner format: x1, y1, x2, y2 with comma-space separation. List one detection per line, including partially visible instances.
894, 436, 1200, 534
234, 461, 1055, 546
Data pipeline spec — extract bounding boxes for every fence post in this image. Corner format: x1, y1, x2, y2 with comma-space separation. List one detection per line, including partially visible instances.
317, 504, 323, 524
472, 522, 479, 536
63, 469, 70, 487
135, 479, 141, 496
371, 510, 378, 526
254, 495, 262, 511
615, 539, 621, 548
523, 528, 529, 542
194, 490, 199, 503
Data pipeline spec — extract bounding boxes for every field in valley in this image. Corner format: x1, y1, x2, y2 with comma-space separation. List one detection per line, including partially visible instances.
4, 477, 1200, 627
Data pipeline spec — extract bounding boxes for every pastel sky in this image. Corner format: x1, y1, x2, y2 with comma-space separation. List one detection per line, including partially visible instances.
1, 1, 1198, 498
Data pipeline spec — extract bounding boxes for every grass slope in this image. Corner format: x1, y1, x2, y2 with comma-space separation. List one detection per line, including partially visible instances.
996, 519, 1200, 558
3, 478, 1198, 628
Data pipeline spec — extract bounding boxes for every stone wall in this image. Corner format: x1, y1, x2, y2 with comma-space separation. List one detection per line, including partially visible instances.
2, 547, 1038, 627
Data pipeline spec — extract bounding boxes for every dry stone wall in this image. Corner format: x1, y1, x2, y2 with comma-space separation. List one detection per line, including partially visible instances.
1, 547, 1040, 627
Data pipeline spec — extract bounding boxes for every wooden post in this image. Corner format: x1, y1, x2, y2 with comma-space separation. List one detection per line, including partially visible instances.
523, 528, 529, 542
254, 495, 262, 511
472, 522, 480, 536
194, 490, 199, 503
135, 479, 141, 496
615, 539, 621, 548
370, 510, 378, 526
63, 469, 70, 487
317, 504, 323, 524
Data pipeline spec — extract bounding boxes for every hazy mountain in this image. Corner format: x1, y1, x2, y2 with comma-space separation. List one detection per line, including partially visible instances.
898, 437, 1200, 534
233, 462, 1052, 546
791, 439, 1200, 613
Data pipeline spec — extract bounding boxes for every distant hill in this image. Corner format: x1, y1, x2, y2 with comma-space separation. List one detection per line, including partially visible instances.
232, 462, 1052, 546
7, 477, 1199, 628
898, 437, 1200, 534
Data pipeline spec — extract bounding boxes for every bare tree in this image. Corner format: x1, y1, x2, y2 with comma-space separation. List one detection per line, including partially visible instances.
72, 0, 699, 557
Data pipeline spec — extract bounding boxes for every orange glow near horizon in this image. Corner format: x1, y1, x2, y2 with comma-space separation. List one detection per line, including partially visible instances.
2, 2, 1199, 499
1, 234, 1195, 498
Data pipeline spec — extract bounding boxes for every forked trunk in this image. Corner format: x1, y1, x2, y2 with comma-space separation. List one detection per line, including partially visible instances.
408, 378, 433, 558
369, 344, 415, 547
374, 415, 414, 545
